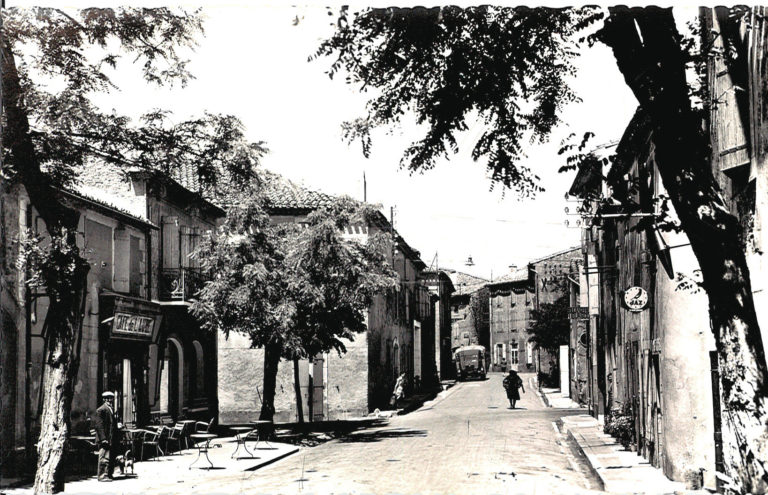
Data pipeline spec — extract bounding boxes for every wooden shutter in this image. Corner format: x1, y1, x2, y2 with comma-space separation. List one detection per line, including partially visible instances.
113, 228, 130, 293
161, 216, 180, 269
711, 8, 751, 173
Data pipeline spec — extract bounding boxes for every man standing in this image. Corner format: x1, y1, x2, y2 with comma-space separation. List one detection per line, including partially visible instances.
93, 391, 120, 481
502, 368, 525, 409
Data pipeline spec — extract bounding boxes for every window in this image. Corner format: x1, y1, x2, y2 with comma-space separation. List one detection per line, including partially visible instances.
509, 341, 519, 365
129, 235, 143, 296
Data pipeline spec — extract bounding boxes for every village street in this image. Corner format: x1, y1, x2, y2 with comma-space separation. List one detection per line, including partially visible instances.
164, 372, 600, 495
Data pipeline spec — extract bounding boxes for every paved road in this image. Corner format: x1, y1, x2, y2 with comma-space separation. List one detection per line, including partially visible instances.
181, 372, 601, 494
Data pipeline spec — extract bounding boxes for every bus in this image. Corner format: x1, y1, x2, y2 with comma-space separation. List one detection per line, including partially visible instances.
454, 345, 487, 381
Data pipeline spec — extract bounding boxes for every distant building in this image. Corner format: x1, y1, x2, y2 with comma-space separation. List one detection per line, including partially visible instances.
485, 248, 579, 375
421, 270, 455, 383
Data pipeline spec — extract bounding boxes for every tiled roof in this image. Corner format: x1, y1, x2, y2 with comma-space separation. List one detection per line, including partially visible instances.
488, 268, 530, 286
445, 269, 489, 294
528, 246, 582, 265
261, 171, 339, 211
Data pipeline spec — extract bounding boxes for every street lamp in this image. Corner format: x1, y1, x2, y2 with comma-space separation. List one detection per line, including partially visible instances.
465, 255, 475, 267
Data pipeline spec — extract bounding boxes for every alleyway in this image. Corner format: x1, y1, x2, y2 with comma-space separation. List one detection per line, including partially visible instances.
172, 372, 600, 494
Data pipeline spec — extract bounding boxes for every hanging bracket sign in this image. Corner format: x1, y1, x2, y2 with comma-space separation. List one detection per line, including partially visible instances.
623, 286, 649, 312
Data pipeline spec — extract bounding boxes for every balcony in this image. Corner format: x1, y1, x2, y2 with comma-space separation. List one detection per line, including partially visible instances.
159, 267, 207, 302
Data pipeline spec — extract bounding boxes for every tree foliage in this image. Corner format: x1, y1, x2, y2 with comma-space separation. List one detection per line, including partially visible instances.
528, 294, 569, 352
315, 6, 603, 196
2, 7, 265, 200
193, 190, 396, 357
191, 187, 397, 419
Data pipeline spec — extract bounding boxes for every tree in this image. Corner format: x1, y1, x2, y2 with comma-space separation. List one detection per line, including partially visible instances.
528, 294, 569, 353
318, 6, 768, 493
191, 189, 396, 423
1, 8, 263, 493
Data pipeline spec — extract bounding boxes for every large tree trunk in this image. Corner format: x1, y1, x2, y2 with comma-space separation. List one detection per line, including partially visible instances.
259, 340, 282, 422
3, 34, 90, 494
600, 8, 768, 493
33, 280, 87, 494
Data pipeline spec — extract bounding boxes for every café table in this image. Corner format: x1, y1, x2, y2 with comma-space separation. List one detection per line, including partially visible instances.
230, 426, 256, 459
249, 420, 274, 449
188, 433, 217, 470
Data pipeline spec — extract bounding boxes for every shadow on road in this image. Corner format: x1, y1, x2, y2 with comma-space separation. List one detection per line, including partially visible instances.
337, 428, 428, 443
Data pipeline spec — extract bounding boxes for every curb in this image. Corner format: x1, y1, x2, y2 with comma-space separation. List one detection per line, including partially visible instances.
564, 427, 606, 492
243, 446, 300, 471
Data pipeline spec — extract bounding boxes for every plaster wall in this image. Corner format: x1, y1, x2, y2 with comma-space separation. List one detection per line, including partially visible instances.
656, 240, 716, 485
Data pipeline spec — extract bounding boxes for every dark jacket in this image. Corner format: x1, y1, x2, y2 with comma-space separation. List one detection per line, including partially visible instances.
93, 403, 118, 445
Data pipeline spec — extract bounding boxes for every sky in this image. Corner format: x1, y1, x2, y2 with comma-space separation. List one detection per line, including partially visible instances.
9, 2, 666, 279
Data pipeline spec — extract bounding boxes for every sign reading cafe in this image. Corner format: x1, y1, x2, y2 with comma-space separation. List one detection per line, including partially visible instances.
112, 312, 155, 338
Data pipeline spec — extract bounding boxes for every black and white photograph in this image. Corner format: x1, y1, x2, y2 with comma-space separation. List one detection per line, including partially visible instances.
1, 2, 767, 494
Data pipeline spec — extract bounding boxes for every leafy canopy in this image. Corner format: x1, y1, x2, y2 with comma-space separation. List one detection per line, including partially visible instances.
192, 187, 397, 358
2, 7, 264, 197
315, 6, 603, 196
528, 293, 570, 351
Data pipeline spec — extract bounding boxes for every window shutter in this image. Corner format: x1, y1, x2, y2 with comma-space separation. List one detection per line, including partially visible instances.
161, 216, 180, 269
113, 228, 130, 293
711, 9, 751, 173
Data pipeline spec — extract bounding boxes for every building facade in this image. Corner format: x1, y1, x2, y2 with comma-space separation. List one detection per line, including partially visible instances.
569, 108, 719, 486
422, 270, 455, 382
2, 180, 162, 462
76, 165, 223, 425
450, 287, 489, 354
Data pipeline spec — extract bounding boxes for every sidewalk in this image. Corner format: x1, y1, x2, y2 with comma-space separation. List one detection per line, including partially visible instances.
2, 436, 298, 494
539, 385, 586, 409
560, 415, 712, 494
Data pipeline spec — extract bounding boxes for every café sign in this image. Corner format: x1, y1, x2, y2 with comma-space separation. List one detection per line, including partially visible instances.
112, 312, 155, 339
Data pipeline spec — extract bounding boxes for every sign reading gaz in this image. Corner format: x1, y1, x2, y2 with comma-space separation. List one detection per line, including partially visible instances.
624, 286, 649, 312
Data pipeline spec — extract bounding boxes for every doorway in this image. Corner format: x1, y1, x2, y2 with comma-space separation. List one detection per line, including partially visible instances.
105, 354, 137, 425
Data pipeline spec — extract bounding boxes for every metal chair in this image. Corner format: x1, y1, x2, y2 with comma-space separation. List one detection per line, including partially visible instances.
194, 417, 215, 434
164, 425, 184, 454
172, 422, 191, 450
140, 429, 164, 460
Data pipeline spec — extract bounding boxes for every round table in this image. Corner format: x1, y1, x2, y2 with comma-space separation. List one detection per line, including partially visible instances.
188, 433, 217, 470
249, 420, 274, 449
230, 426, 256, 459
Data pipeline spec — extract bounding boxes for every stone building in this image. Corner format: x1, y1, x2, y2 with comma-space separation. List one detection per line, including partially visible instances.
1, 179, 161, 464
569, 108, 718, 487
217, 175, 434, 423
77, 165, 223, 425
449, 281, 489, 354
487, 268, 534, 372
421, 270, 455, 383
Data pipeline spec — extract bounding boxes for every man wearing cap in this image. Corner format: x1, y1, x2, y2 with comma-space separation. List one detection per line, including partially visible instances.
94, 391, 120, 481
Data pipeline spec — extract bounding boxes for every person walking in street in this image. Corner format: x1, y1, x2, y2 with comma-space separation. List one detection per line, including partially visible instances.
94, 391, 121, 481
503, 367, 525, 409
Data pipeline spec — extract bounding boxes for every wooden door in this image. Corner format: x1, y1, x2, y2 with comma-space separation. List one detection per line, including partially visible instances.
312, 356, 324, 422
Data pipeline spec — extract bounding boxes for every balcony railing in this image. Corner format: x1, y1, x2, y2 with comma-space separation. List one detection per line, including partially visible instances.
159, 267, 207, 302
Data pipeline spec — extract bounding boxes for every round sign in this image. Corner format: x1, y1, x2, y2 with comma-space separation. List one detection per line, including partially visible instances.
624, 286, 648, 311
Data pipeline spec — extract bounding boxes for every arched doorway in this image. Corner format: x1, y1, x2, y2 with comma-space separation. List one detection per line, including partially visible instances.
166, 338, 184, 420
